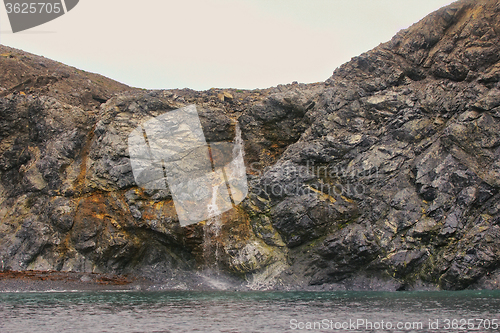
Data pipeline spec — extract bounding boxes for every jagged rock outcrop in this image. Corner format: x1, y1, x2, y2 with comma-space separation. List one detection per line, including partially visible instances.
2, 0, 500, 290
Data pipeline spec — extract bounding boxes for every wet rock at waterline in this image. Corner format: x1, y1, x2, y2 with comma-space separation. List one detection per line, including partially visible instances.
2, 0, 500, 290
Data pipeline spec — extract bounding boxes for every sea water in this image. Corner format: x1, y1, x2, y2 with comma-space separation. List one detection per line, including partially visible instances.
1, 290, 500, 332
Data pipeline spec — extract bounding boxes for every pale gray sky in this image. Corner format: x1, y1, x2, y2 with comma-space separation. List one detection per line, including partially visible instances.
0, 0, 455, 90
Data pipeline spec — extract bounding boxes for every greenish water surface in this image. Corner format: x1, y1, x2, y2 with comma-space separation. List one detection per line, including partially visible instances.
1, 290, 499, 332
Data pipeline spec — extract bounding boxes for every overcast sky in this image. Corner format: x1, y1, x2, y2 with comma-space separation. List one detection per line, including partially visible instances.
0, 0, 455, 90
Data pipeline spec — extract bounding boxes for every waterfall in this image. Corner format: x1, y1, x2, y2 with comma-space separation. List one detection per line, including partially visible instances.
233, 124, 244, 156
203, 184, 223, 272
201, 121, 246, 285
231, 124, 246, 180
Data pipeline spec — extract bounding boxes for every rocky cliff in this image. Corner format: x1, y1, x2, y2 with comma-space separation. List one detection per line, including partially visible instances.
2, 0, 500, 291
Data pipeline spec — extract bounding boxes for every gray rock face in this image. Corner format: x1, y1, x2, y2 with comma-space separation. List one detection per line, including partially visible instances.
1, 0, 500, 290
